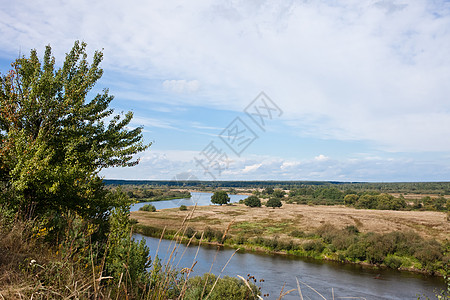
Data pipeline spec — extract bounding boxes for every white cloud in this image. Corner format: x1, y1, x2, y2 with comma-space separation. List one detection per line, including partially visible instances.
314, 154, 329, 162
2, 0, 450, 153
100, 151, 450, 182
281, 161, 301, 169
242, 163, 262, 173
163, 80, 200, 93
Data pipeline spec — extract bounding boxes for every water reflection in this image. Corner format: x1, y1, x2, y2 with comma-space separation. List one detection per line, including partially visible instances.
134, 235, 445, 300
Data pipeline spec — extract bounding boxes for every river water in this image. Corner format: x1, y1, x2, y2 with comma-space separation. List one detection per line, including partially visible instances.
131, 192, 446, 299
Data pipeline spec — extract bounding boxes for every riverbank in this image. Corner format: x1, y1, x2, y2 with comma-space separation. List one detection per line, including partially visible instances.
131, 203, 450, 276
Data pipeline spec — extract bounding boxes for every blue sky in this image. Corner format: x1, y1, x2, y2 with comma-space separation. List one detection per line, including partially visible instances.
1, 0, 450, 182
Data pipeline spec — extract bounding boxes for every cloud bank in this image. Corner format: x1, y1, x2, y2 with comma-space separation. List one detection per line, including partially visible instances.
2, 0, 450, 181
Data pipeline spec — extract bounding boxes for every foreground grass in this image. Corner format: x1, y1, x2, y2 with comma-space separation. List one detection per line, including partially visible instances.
0, 209, 261, 299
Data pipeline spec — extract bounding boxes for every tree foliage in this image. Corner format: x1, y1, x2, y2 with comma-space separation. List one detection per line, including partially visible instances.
266, 197, 282, 208
0, 41, 149, 218
210, 190, 230, 206
264, 187, 274, 195
272, 189, 286, 198
244, 195, 261, 207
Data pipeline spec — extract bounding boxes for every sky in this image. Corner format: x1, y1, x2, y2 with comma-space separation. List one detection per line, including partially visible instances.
1, 0, 450, 182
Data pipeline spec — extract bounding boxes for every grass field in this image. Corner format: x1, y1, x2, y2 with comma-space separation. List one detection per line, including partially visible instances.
131, 203, 449, 242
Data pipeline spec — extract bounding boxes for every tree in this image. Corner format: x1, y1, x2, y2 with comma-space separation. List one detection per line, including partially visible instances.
210, 190, 230, 206
0, 41, 150, 219
244, 195, 261, 207
264, 187, 274, 195
266, 197, 282, 208
272, 189, 286, 198
355, 195, 378, 209
344, 194, 359, 206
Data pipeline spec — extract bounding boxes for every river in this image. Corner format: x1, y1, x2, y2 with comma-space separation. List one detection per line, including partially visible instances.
131, 192, 446, 299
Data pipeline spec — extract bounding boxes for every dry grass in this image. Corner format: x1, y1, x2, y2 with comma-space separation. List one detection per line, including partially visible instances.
131, 203, 450, 242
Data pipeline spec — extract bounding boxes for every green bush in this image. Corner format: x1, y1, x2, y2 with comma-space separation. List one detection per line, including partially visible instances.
302, 240, 325, 253
346, 242, 367, 261
179, 205, 188, 211
244, 196, 261, 207
272, 189, 286, 198
105, 198, 151, 295
235, 235, 247, 245
184, 273, 260, 300
345, 225, 360, 235
385, 255, 403, 269
266, 198, 282, 208
290, 230, 306, 238
414, 242, 443, 267
355, 195, 378, 209
185, 227, 196, 238
139, 204, 156, 212
331, 235, 355, 251
344, 194, 359, 206
203, 226, 224, 242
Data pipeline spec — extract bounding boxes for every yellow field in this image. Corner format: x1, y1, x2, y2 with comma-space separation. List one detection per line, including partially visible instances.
131, 203, 450, 242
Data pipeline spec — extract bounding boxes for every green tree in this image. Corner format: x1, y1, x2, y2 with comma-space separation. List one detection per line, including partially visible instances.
105, 190, 151, 291
266, 197, 282, 208
272, 189, 286, 198
434, 196, 446, 211
139, 204, 156, 212
264, 187, 274, 195
244, 195, 261, 207
376, 194, 406, 210
314, 187, 343, 201
355, 194, 378, 209
210, 190, 230, 206
0, 41, 150, 219
344, 194, 359, 206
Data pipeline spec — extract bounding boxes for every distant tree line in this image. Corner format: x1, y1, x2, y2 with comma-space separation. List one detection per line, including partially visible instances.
105, 180, 450, 195
285, 187, 449, 212
106, 184, 191, 202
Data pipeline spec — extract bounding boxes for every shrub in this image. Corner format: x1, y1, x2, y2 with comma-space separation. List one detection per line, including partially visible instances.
331, 235, 355, 251
345, 225, 360, 235
235, 235, 247, 245
105, 202, 152, 295
185, 227, 196, 238
344, 194, 359, 206
414, 242, 443, 267
355, 195, 378, 209
346, 242, 367, 261
139, 204, 156, 212
266, 198, 282, 208
184, 273, 260, 300
264, 187, 274, 195
203, 227, 224, 242
272, 189, 286, 198
385, 255, 403, 269
179, 205, 188, 211
302, 240, 325, 253
290, 230, 306, 238
244, 196, 261, 207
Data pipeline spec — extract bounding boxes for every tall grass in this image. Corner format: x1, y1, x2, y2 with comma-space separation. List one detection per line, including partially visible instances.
0, 205, 262, 299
